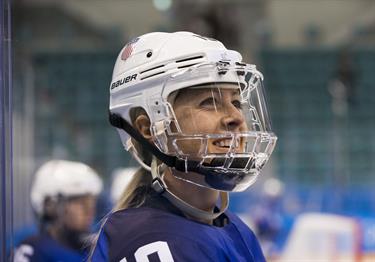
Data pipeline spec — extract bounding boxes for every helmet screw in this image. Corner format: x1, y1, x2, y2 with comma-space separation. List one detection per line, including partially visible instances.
146, 51, 153, 58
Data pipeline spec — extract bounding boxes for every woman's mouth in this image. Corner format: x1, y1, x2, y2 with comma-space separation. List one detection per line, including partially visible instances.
212, 138, 241, 149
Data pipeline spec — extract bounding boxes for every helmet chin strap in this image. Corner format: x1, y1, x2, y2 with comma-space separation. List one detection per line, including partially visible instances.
150, 157, 229, 221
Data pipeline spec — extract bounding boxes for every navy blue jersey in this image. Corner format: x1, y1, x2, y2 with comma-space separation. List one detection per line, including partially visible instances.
92, 193, 265, 262
13, 233, 87, 262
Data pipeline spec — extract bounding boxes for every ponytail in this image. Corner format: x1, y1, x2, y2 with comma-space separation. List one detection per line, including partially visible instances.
114, 167, 152, 211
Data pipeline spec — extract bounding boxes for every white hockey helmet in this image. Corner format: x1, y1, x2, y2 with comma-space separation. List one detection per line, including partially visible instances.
31, 160, 103, 215
109, 31, 277, 192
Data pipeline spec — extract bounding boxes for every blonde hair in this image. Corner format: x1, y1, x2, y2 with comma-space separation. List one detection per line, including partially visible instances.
113, 166, 152, 211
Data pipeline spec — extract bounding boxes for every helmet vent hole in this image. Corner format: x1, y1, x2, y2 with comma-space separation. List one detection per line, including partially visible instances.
177, 63, 199, 69
175, 55, 203, 63
175, 55, 204, 69
140, 64, 165, 74
139, 55, 204, 81
140, 71, 165, 80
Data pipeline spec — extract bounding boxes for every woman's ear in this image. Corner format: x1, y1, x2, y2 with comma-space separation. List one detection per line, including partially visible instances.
134, 114, 152, 140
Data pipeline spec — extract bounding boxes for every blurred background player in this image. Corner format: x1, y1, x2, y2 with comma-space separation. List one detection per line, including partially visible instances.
13, 160, 103, 262
253, 178, 284, 257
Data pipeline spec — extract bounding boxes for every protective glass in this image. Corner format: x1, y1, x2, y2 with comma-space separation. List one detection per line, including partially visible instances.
149, 62, 277, 191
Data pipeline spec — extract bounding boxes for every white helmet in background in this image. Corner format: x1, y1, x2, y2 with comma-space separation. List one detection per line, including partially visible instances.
110, 167, 138, 203
31, 159, 103, 215
109, 31, 277, 192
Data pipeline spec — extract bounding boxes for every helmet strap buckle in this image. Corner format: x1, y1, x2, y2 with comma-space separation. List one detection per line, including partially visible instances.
152, 177, 166, 194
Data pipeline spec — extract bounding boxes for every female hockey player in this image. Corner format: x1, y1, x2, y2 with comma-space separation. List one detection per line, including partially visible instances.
14, 160, 103, 262
92, 31, 277, 261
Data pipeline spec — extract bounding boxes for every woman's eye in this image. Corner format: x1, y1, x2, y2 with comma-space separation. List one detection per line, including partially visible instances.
232, 100, 242, 110
199, 97, 217, 108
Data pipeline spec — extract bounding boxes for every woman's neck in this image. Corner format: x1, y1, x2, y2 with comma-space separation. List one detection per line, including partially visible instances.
163, 168, 219, 223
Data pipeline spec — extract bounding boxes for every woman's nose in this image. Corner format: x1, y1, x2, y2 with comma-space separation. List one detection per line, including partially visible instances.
221, 104, 245, 131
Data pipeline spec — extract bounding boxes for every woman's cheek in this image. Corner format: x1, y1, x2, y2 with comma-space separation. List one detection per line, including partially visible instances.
175, 107, 220, 134
194, 112, 220, 133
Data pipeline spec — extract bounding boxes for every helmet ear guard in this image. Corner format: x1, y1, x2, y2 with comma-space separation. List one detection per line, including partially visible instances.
40, 197, 59, 222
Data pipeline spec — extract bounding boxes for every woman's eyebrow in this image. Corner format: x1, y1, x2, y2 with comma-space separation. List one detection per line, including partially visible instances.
194, 87, 240, 97
232, 90, 241, 96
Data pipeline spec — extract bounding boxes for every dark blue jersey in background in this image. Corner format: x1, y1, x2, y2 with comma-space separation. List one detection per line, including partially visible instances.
92, 192, 265, 262
13, 233, 87, 262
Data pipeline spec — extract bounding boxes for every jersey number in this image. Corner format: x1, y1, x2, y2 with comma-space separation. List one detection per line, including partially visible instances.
120, 241, 174, 262
13, 245, 34, 262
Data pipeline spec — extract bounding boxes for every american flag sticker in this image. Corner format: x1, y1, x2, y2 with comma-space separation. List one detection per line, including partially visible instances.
121, 37, 140, 61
